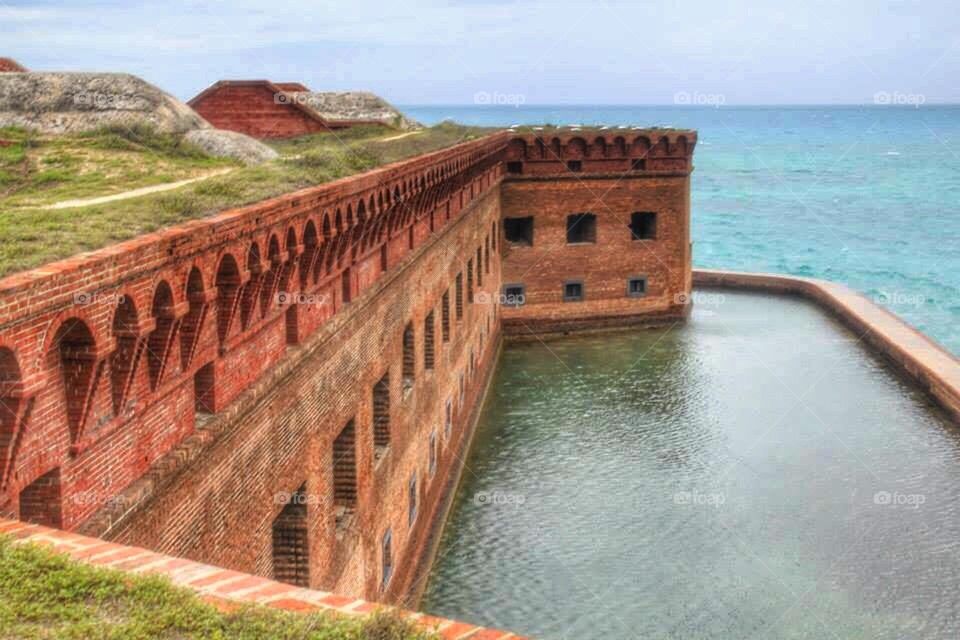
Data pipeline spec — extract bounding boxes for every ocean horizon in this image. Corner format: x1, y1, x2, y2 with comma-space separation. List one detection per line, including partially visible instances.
403, 104, 960, 354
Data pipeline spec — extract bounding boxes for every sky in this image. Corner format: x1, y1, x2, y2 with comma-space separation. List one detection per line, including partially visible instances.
2, 0, 958, 105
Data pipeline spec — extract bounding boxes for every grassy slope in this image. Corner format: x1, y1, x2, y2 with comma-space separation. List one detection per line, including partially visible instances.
0, 123, 494, 278
0, 536, 438, 640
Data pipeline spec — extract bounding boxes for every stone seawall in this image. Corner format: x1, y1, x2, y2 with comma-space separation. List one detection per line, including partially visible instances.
693, 269, 960, 421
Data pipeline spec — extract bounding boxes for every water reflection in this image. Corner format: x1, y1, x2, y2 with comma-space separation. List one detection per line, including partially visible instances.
423, 291, 960, 639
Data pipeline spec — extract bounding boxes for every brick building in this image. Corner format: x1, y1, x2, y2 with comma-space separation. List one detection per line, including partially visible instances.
0, 129, 696, 604
0, 58, 27, 72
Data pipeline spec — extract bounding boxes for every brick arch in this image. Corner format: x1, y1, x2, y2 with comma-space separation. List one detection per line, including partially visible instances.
109, 295, 144, 415
566, 137, 588, 158
180, 266, 209, 370
215, 253, 243, 344
334, 209, 343, 235
592, 136, 607, 158
357, 199, 366, 222
240, 242, 263, 330
300, 221, 318, 290
321, 213, 332, 241
51, 318, 100, 443
260, 235, 282, 318
0, 346, 25, 489
147, 281, 178, 391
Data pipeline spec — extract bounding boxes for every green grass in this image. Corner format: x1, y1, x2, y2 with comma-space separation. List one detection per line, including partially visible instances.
0, 536, 439, 640
0, 122, 494, 277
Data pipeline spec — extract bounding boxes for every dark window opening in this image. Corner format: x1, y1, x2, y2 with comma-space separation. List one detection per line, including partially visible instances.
564, 280, 584, 302
272, 482, 309, 587
441, 292, 451, 342
19, 467, 62, 527
333, 420, 357, 528
373, 372, 390, 452
567, 160, 582, 172
408, 473, 418, 526
429, 431, 438, 477
381, 529, 393, 590
467, 260, 474, 304
504, 216, 533, 246
628, 276, 648, 298
507, 161, 523, 174
566, 213, 596, 244
455, 274, 464, 320
476, 248, 483, 287
630, 212, 657, 240
341, 268, 352, 303
631, 158, 646, 171
402, 323, 415, 391
424, 312, 435, 370
445, 398, 453, 439
503, 284, 525, 307
194, 362, 215, 415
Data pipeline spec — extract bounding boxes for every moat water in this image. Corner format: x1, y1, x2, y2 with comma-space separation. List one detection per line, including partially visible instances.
405, 105, 960, 355
422, 291, 960, 640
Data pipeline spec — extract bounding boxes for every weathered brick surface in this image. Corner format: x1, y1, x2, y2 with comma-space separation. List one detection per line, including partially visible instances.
499, 131, 695, 334
188, 81, 348, 139
0, 128, 702, 607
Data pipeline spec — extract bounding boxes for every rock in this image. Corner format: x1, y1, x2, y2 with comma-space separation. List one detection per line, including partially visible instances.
184, 128, 279, 165
290, 91, 420, 130
0, 72, 209, 134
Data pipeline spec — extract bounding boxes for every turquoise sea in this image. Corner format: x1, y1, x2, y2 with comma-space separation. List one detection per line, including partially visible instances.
404, 105, 960, 354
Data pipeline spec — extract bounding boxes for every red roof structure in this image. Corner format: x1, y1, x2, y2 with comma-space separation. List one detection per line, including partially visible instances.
0, 58, 27, 72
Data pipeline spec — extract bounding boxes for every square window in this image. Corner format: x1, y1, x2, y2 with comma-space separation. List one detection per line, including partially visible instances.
627, 277, 648, 297
504, 216, 534, 246
631, 158, 646, 171
381, 529, 393, 589
507, 161, 523, 174
503, 284, 525, 307
566, 213, 596, 244
567, 160, 582, 172
564, 280, 584, 302
630, 212, 657, 240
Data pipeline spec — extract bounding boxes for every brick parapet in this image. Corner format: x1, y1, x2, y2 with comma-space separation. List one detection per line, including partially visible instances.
0, 518, 523, 639
693, 269, 960, 420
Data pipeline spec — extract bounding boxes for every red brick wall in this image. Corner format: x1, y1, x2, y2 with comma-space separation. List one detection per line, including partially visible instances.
190, 83, 330, 139
499, 132, 696, 334
0, 127, 696, 605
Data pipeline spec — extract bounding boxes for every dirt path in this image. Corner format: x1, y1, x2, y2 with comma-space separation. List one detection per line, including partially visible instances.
377, 130, 423, 142
42, 168, 235, 210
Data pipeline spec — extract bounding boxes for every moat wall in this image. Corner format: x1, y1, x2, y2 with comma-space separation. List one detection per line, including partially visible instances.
0, 128, 698, 604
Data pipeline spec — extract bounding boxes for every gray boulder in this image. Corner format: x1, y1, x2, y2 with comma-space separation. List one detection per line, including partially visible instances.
0, 72, 209, 134
291, 91, 420, 130
184, 128, 279, 165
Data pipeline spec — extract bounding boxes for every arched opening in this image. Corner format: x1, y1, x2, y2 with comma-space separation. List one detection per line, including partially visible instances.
0, 347, 23, 488
260, 236, 281, 317
147, 281, 176, 391
216, 254, 241, 344
240, 243, 262, 330
109, 296, 140, 414
180, 267, 206, 369
54, 318, 97, 441
272, 482, 309, 586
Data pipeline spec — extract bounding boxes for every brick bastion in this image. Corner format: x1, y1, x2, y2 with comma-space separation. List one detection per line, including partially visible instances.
1, 126, 958, 637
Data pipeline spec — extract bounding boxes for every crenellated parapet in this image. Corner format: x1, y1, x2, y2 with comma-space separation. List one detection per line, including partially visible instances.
503, 129, 697, 176
0, 131, 508, 527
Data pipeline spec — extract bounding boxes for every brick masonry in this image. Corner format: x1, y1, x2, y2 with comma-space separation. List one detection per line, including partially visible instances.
0, 129, 700, 607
